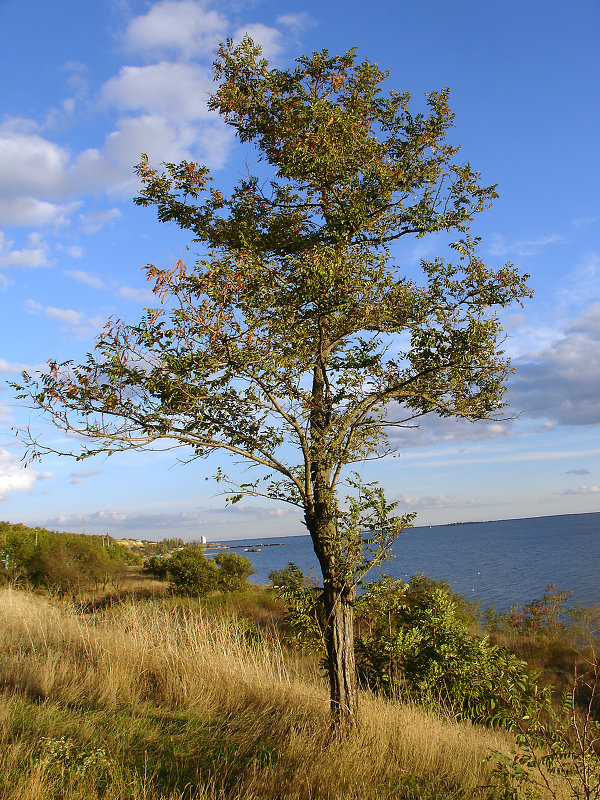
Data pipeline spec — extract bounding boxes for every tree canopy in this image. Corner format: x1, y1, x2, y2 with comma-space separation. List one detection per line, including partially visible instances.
14, 38, 531, 725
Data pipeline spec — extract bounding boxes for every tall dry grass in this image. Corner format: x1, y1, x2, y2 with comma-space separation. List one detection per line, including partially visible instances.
0, 587, 524, 799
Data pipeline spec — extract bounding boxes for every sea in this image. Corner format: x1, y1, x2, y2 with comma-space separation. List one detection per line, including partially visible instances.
210, 511, 600, 612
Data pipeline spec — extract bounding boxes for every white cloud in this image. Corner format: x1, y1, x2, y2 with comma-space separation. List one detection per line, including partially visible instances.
64, 269, 105, 289
561, 485, 600, 495
489, 232, 563, 258
396, 493, 476, 510
276, 12, 316, 35
70, 113, 230, 195
124, 0, 227, 58
0, 449, 38, 500
0, 130, 69, 198
0, 197, 78, 227
117, 285, 154, 303
388, 413, 512, 449
65, 245, 85, 259
0, 274, 9, 291
47, 509, 211, 534
0, 231, 50, 268
225, 504, 294, 520
78, 208, 122, 234
26, 299, 84, 326
234, 23, 283, 59
69, 469, 101, 485
102, 62, 214, 121
556, 252, 600, 309
0, 357, 34, 374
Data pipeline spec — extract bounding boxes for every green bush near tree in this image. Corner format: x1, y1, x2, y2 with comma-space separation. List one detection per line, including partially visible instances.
271, 564, 540, 725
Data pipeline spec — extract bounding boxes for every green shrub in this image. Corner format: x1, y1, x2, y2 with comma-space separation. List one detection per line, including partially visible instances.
215, 552, 255, 592
269, 562, 325, 653
166, 545, 219, 596
142, 554, 170, 580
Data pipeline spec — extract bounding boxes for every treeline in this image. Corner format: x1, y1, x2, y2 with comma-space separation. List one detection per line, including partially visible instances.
0, 522, 140, 595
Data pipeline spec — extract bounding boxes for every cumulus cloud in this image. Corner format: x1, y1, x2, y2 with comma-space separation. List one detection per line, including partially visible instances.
0, 231, 50, 268
0, 197, 78, 227
26, 299, 84, 327
388, 412, 512, 448
0, 129, 69, 198
124, 0, 227, 58
25, 300, 104, 338
396, 493, 477, 510
561, 485, 600, 495
225, 504, 294, 520
102, 62, 214, 120
556, 253, 600, 309
0, 449, 39, 500
0, 357, 36, 374
276, 12, 316, 35
566, 468, 591, 475
46, 509, 211, 534
117, 285, 155, 303
510, 302, 600, 425
69, 469, 101, 485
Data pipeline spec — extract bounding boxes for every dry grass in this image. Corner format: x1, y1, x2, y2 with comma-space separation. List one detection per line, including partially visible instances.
0, 587, 525, 799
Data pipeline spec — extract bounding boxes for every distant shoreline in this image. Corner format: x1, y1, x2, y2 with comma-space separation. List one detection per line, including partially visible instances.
202, 509, 599, 545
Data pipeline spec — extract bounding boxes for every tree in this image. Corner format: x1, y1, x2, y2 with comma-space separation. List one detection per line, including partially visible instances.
14, 38, 531, 726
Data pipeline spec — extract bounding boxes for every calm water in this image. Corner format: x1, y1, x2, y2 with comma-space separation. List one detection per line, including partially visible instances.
211, 512, 600, 611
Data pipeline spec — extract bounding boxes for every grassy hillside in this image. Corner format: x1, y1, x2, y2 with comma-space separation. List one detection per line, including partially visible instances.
0, 587, 519, 800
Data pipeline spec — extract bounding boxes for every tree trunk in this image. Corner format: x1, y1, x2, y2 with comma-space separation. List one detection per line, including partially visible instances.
306, 500, 359, 727
323, 577, 358, 725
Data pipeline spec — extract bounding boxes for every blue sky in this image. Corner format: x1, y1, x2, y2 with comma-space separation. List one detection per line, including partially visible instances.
0, 0, 598, 540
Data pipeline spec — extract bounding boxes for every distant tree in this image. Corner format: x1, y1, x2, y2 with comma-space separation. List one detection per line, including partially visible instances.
214, 552, 255, 592
0, 524, 132, 594
14, 39, 531, 725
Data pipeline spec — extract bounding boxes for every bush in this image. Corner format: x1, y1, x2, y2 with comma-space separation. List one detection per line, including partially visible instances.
142, 555, 170, 580
214, 552, 255, 592
270, 562, 325, 652
166, 546, 219, 596
273, 565, 539, 724
355, 577, 539, 723
0, 524, 132, 594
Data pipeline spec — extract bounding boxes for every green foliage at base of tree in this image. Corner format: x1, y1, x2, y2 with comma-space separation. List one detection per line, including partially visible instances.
272, 564, 540, 725
355, 575, 539, 724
